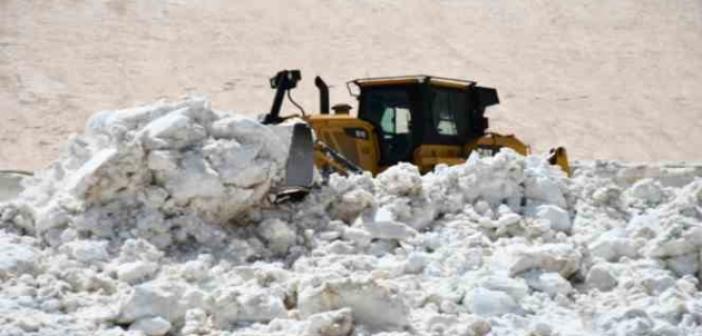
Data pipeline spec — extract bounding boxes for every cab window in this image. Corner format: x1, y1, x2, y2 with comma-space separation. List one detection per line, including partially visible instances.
379, 105, 411, 136
430, 87, 465, 137
361, 87, 414, 164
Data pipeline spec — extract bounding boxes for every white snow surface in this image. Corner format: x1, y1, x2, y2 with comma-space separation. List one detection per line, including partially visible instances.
1, 99, 702, 335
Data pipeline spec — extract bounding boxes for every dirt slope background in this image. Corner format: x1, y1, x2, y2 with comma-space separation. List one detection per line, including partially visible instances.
1, 0, 701, 171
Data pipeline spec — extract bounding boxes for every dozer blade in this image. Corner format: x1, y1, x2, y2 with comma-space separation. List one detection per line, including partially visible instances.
282, 123, 315, 190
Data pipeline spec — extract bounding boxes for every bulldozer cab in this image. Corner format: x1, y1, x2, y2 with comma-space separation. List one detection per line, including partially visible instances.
353, 76, 498, 167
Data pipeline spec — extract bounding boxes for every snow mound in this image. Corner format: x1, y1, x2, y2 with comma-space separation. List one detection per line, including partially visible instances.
3, 98, 292, 250
1, 99, 702, 335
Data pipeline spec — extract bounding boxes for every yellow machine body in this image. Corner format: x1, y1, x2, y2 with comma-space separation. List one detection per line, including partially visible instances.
301, 74, 570, 176
263, 70, 570, 186
305, 114, 569, 176
305, 115, 381, 174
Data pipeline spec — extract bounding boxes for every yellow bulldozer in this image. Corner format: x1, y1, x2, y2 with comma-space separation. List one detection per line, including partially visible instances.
260, 70, 569, 194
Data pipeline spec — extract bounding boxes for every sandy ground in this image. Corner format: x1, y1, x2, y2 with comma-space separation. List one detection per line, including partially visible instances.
1, 0, 701, 171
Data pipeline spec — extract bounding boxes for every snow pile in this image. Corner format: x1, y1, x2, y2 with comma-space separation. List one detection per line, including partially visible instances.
1, 99, 702, 335
2, 98, 292, 250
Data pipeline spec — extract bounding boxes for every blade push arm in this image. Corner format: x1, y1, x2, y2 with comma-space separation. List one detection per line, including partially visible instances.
261, 70, 302, 125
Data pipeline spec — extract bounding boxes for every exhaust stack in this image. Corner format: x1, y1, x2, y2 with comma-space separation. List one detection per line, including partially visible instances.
315, 76, 330, 114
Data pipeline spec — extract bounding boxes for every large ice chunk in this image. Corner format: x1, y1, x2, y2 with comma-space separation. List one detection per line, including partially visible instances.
298, 278, 410, 331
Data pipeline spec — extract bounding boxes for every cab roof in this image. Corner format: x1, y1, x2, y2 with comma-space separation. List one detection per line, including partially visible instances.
351, 75, 476, 90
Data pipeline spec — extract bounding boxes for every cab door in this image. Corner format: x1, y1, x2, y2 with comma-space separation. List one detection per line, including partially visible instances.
410, 85, 469, 172
358, 86, 421, 166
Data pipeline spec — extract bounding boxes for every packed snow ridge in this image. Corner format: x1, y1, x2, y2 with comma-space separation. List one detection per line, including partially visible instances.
1, 98, 702, 336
